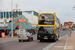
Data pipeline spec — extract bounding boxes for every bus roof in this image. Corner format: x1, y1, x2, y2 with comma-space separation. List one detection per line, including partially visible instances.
38, 13, 59, 20
39, 13, 55, 15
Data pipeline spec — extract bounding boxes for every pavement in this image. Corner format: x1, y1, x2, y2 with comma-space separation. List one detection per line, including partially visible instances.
0, 36, 18, 43
48, 31, 75, 50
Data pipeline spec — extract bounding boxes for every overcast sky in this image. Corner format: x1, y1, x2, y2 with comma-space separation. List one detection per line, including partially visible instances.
0, 0, 75, 24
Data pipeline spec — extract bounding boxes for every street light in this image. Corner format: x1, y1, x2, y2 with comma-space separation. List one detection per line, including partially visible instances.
0, 11, 1, 18
11, 0, 13, 38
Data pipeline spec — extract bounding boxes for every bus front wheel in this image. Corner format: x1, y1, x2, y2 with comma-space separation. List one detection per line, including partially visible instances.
53, 36, 57, 42
57, 35, 59, 40
40, 40, 43, 42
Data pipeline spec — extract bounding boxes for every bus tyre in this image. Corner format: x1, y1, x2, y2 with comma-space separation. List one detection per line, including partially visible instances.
57, 35, 59, 40
53, 36, 57, 42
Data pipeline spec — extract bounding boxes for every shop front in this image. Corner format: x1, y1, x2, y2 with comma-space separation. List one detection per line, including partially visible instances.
0, 15, 35, 37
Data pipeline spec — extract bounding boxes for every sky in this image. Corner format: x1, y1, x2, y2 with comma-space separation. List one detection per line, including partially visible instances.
0, 0, 75, 24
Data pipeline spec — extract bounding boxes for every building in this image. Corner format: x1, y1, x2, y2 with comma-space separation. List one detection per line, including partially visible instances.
64, 21, 73, 29
0, 10, 38, 33
0, 10, 38, 26
25, 10, 38, 16
0, 10, 38, 19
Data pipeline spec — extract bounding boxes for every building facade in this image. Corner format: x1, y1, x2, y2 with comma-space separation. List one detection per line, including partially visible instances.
64, 21, 73, 29
0, 10, 38, 19
0, 10, 38, 30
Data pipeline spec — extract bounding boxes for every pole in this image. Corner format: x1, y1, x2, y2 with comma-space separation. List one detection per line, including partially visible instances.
11, 0, 13, 38
3, 12, 5, 26
5, 10, 7, 31
9, 11, 10, 19
0, 12, 1, 18
5, 11, 6, 18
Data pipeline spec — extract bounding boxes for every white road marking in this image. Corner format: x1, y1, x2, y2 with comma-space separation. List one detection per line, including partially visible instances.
42, 35, 67, 50
64, 35, 69, 50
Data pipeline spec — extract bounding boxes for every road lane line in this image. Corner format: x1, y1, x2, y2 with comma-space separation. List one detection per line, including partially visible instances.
42, 34, 67, 50
64, 33, 70, 50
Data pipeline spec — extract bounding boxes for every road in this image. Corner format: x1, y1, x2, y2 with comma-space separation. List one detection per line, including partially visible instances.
0, 30, 70, 50
59, 30, 70, 37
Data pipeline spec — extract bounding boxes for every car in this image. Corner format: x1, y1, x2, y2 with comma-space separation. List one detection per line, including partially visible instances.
18, 32, 33, 42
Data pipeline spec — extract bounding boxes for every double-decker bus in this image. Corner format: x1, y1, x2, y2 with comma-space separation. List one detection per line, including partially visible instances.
37, 13, 60, 42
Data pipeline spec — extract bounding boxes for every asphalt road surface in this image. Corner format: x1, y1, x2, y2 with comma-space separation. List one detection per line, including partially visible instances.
0, 30, 70, 50
59, 30, 70, 37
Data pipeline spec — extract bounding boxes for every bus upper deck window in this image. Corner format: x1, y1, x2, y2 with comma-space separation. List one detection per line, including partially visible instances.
39, 14, 54, 25
39, 16, 45, 24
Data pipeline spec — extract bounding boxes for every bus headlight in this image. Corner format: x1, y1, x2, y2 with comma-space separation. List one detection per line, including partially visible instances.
51, 35, 54, 37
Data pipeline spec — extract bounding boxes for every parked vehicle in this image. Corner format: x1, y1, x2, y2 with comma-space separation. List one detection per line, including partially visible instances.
18, 32, 33, 42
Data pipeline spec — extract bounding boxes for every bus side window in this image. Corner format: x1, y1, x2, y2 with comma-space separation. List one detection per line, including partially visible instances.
56, 28, 59, 33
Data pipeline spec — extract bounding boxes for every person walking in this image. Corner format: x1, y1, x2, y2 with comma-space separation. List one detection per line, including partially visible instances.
7, 31, 10, 37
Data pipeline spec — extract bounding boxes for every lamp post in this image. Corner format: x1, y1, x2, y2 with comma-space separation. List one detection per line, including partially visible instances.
11, 0, 13, 38
0, 11, 1, 18
4, 10, 8, 31
3, 11, 4, 27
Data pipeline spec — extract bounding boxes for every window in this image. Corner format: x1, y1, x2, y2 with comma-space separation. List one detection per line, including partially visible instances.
56, 17, 59, 24
38, 26, 54, 34
39, 14, 54, 25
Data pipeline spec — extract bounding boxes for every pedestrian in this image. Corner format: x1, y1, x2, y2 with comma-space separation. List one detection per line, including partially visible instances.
31, 32, 32, 35
9, 31, 12, 37
69, 28, 72, 37
7, 31, 10, 37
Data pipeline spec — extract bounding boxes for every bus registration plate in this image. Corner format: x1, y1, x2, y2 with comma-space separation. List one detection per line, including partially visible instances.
44, 36, 48, 39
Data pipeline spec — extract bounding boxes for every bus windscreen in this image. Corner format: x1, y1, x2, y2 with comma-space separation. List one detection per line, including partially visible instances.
39, 14, 54, 25
38, 26, 54, 34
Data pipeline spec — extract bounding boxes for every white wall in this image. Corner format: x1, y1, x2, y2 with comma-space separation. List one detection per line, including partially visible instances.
0, 22, 8, 26
0, 11, 38, 27
22, 11, 38, 27
0, 19, 10, 27
15, 29, 19, 34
